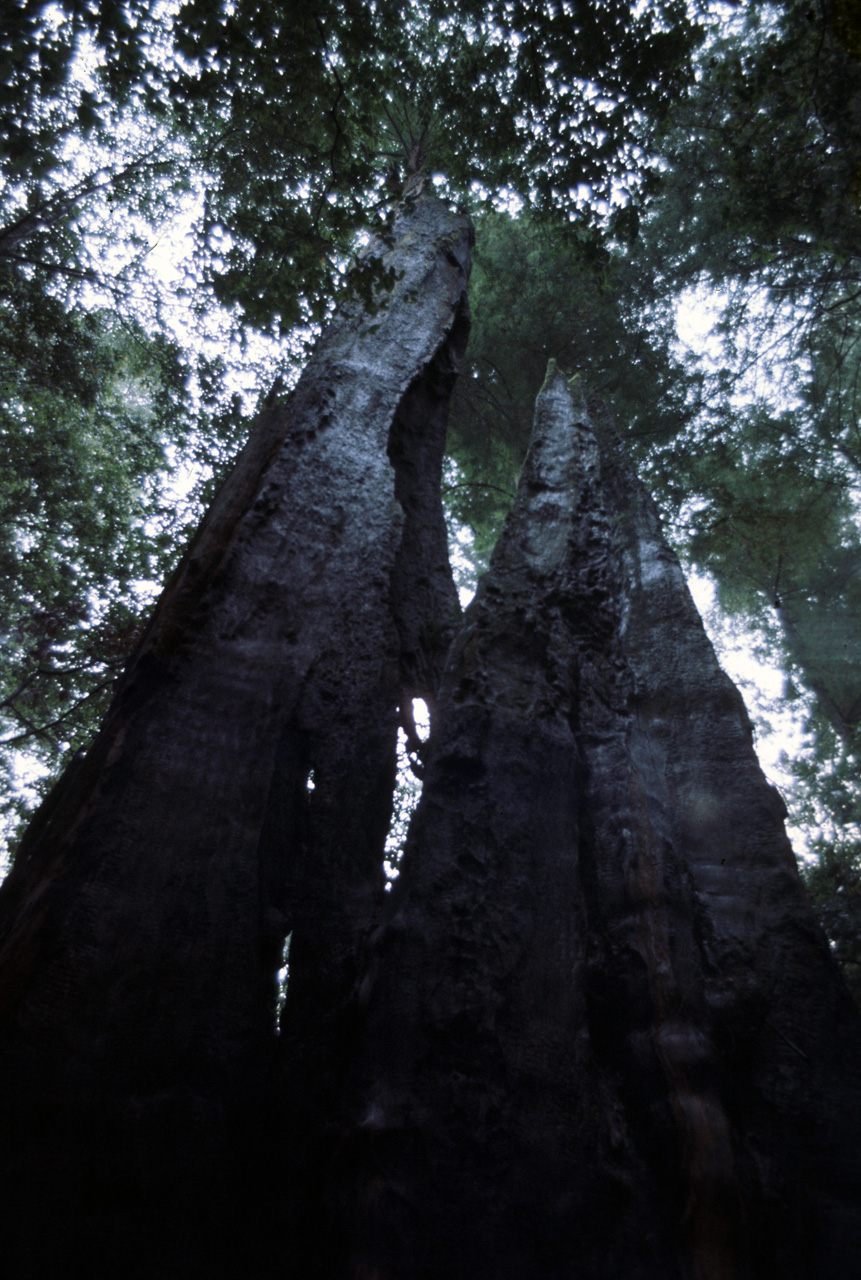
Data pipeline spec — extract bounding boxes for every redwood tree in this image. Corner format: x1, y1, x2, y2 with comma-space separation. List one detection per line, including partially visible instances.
0, 196, 859, 1279
0, 195, 470, 1278
329, 366, 861, 1279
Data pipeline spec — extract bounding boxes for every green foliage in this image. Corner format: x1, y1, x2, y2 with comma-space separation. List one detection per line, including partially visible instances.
675, 405, 852, 594
637, 0, 861, 512
0, 0, 209, 846
445, 210, 695, 562
641, 1, 861, 294
791, 718, 861, 1006
803, 843, 861, 1007
629, 0, 861, 732
621, 0, 861, 993
0, 301, 188, 836
165, 0, 702, 333
0, 0, 160, 184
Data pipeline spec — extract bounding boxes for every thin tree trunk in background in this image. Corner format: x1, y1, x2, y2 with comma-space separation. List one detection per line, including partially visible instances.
336, 367, 861, 1280
775, 585, 861, 740
0, 197, 471, 1279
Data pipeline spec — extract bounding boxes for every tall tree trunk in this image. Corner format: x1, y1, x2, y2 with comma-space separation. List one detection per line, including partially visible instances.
0, 196, 471, 1279
2, 200, 860, 1280
335, 367, 861, 1280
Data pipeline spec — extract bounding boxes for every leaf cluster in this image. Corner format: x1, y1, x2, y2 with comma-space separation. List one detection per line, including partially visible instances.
0, 300, 188, 838
0, 0, 226, 842
162, 0, 702, 333
631, 0, 861, 732
445, 210, 695, 562
791, 716, 861, 1005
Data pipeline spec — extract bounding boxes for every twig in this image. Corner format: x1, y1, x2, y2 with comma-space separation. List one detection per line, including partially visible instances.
766, 1016, 811, 1062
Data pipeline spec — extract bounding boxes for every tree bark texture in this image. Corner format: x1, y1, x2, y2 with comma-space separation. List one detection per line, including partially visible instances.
333, 367, 861, 1280
1, 200, 860, 1280
0, 197, 471, 1278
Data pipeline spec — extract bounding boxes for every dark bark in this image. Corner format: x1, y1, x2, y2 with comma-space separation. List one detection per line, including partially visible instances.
2, 202, 860, 1280
0, 196, 471, 1278
334, 368, 861, 1280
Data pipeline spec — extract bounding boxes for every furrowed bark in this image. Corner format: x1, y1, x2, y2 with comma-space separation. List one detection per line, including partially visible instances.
0, 196, 471, 1278
337, 366, 861, 1280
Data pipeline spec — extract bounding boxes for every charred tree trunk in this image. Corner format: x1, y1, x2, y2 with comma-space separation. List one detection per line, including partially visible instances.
0, 197, 471, 1278
1, 199, 860, 1280
335, 367, 861, 1280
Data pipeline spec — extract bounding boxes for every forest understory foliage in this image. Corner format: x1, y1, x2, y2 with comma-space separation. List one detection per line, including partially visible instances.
1, 0, 861, 999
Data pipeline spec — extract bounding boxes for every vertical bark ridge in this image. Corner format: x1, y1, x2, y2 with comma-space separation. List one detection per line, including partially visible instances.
589, 393, 861, 1278
0, 196, 471, 1279
338, 366, 861, 1280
